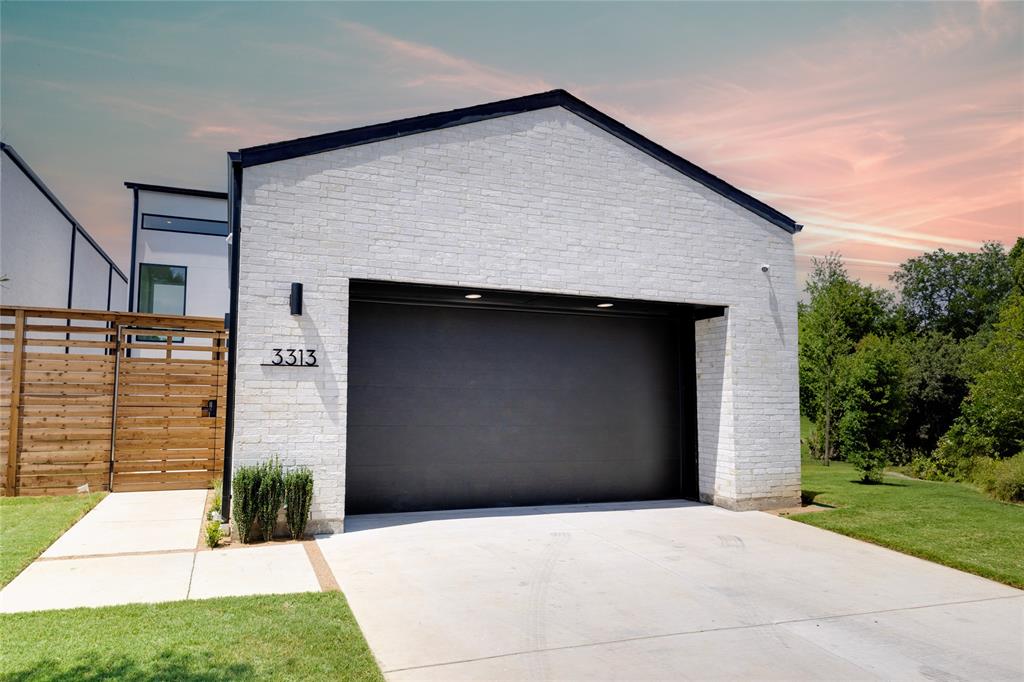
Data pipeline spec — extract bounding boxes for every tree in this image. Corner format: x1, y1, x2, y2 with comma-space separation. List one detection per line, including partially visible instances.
799, 255, 896, 464
901, 332, 968, 456
1009, 237, 1024, 294
891, 242, 1013, 339
955, 291, 1024, 459
804, 254, 898, 341
836, 335, 909, 482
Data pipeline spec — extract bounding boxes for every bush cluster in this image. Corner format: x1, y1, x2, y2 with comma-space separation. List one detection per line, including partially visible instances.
232, 459, 314, 543
971, 454, 1024, 503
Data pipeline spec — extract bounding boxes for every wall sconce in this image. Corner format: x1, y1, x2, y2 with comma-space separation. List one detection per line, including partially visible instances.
290, 283, 303, 315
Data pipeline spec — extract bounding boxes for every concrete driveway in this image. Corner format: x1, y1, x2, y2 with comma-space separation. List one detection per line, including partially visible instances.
317, 500, 1023, 681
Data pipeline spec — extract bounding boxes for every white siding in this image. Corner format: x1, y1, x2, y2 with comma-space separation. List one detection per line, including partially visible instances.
71, 234, 113, 310
0, 152, 72, 307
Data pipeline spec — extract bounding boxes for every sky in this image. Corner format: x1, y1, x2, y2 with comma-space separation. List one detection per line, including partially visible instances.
2, 1, 1021, 288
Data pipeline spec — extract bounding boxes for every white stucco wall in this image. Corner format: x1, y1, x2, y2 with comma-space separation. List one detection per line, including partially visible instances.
234, 106, 801, 530
133, 190, 229, 318
71, 235, 113, 310
0, 152, 73, 307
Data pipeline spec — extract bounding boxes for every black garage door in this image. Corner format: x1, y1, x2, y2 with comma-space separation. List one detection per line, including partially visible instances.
345, 285, 696, 515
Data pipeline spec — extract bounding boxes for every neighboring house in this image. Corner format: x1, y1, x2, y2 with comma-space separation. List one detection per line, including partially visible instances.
1, 143, 127, 311
224, 90, 804, 533
124, 182, 229, 319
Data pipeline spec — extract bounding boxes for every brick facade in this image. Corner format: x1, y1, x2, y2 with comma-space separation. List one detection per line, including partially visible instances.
234, 106, 801, 532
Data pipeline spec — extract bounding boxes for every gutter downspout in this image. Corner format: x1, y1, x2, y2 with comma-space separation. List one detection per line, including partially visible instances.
221, 152, 242, 521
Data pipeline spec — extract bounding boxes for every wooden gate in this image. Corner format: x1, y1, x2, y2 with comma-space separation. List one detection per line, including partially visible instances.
111, 325, 227, 492
1, 307, 227, 496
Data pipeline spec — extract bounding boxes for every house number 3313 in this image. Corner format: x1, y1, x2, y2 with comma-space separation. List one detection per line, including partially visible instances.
270, 348, 318, 367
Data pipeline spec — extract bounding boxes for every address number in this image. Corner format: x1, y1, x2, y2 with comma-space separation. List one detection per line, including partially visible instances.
270, 348, 318, 367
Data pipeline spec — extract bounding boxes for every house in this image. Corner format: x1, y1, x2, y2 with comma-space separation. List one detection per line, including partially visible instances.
1, 143, 127, 311
124, 182, 229, 319
224, 90, 803, 532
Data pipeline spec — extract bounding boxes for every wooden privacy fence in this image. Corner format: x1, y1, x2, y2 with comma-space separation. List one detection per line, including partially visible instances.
1, 306, 228, 496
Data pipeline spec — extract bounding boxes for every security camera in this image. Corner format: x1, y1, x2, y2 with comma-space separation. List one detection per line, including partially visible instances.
760, 264, 770, 273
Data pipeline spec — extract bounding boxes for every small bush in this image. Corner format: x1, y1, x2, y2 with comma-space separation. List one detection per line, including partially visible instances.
256, 458, 285, 542
848, 447, 887, 483
205, 519, 224, 548
210, 477, 222, 514
232, 465, 260, 544
284, 467, 314, 539
972, 453, 1024, 502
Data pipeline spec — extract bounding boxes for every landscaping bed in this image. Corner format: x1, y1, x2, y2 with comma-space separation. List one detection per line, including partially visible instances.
0, 592, 383, 681
0, 493, 105, 587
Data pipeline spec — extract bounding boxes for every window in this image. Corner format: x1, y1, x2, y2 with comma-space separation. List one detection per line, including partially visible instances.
138, 264, 186, 342
141, 213, 228, 237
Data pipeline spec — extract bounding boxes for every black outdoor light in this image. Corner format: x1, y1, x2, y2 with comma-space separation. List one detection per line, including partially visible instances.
290, 282, 303, 315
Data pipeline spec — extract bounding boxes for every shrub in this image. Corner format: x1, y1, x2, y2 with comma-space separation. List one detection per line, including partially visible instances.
284, 467, 315, 539
256, 457, 285, 542
971, 453, 1024, 502
835, 335, 908, 482
232, 465, 260, 544
205, 519, 224, 548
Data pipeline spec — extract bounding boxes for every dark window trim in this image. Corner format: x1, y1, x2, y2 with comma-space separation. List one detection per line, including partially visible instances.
128, 188, 139, 312
124, 181, 227, 200
2, 143, 128, 283
235, 90, 801, 234
141, 212, 229, 237
137, 262, 188, 316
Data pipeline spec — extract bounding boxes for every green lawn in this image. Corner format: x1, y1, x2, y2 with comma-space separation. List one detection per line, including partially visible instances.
0, 592, 383, 681
793, 417, 1024, 588
0, 493, 106, 587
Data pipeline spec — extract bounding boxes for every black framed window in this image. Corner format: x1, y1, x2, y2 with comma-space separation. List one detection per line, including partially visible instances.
138, 264, 186, 342
142, 213, 228, 237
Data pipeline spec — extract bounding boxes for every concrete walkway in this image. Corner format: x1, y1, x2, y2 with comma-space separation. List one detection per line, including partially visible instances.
0, 490, 328, 613
319, 501, 1024, 681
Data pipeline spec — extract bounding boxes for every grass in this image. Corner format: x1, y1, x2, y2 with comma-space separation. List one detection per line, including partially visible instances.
0, 592, 383, 681
0, 493, 106, 587
793, 416, 1024, 588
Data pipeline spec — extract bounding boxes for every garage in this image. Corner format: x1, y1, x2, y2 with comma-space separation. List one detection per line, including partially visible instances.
228, 90, 804, 530
345, 281, 705, 514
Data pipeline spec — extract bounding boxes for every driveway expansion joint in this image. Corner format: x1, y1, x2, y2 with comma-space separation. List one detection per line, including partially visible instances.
381, 594, 1024, 674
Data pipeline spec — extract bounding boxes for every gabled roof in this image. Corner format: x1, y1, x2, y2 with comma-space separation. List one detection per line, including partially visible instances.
124, 181, 227, 200
236, 89, 801, 234
1, 142, 128, 281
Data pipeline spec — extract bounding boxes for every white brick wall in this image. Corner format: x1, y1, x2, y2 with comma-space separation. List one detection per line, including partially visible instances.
235, 106, 801, 531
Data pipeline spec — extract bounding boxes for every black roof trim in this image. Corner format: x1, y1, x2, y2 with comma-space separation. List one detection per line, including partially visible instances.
236, 89, 801, 234
2, 142, 128, 281
124, 181, 228, 200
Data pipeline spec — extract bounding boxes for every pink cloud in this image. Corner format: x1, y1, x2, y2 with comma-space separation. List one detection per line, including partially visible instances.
579, 5, 1022, 287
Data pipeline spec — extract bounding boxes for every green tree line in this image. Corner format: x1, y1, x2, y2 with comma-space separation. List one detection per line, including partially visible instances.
799, 237, 1024, 501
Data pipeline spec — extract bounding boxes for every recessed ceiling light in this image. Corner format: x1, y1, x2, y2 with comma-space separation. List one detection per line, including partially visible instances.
464, 293, 482, 300
596, 302, 614, 308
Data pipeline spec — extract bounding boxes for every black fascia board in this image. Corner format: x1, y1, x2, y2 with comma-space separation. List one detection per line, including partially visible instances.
235, 90, 801, 234
124, 181, 228, 200
2, 142, 129, 282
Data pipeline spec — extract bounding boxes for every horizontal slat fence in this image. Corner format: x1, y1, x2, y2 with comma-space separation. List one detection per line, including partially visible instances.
1, 306, 227, 496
